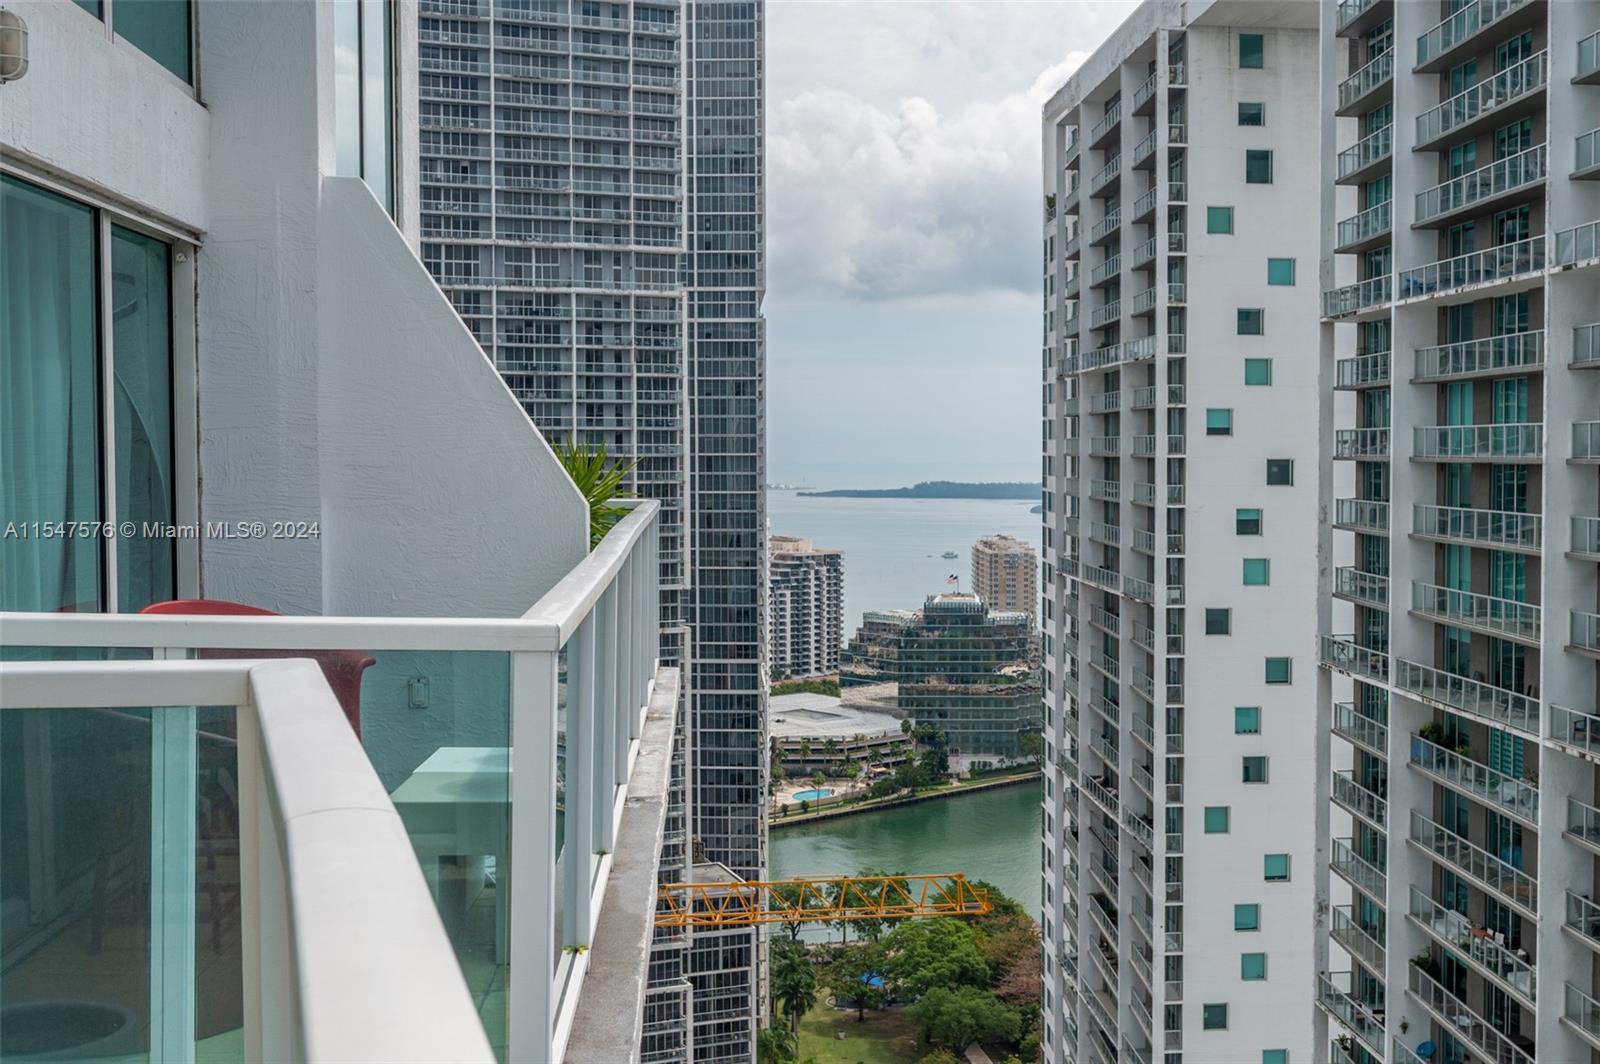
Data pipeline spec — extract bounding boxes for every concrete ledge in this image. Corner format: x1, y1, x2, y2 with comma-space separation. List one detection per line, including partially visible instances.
563, 665, 681, 1064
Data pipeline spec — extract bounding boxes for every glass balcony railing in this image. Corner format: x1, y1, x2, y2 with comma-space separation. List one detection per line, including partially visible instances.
1413, 422, 1542, 460
1577, 128, 1600, 173
1408, 888, 1536, 1004
1583, 30, 1600, 81
1335, 497, 1389, 532
1411, 580, 1540, 642
1089, 301, 1122, 329
1409, 965, 1534, 1064
1575, 516, 1600, 557
1569, 798, 1600, 858
1317, 972, 1386, 1056
1323, 276, 1391, 318
1338, 49, 1394, 112
1133, 186, 1157, 218
1337, 0, 1384, 32
1555, 219, 1600, 266
1553, 705, 1600, 758
1332, 769, 1388, 826
1397, 237, 1544, 301
1334, 427, 1390, 458
1334, 566, 1390, 607
1320, 634, 1389, 682
1131, 287, 1157, 315
1337, 124, 1393, 181
1410, 733, 1538, 824
1336, 201, 1393, 248
1337, 350, 1391, 388
1415, 52, 1547, 147
1567, 983, 1600, 1045
1132, 236, 1158, 267
1331, 905, 1387, 973
1567, 891, 1600, 951
1416, 0, 1531, 67
1414, 330, 1544, 380
1333, 701, 1389, 752
1574, 611, 1600, 652
1393, 656, 1538, 735
1409, 809, 1538, 913
1412, 503, 1540, 551
1088, 389, 1121, 413
1574, 422, 1600, 461
1332, 838, 1388, 900
1415, 144, 1546, 225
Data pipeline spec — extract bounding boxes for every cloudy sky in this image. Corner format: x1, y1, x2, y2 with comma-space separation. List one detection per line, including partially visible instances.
765, 0, 1136, 488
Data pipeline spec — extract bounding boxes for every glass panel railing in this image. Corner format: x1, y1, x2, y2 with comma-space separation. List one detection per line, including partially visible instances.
1090, 157, 1121, 196
1397, 236, 1545, 301
1317, 971, 1386, 1055
1578, 129, 1600, 173
1337, 124, 1393, 180
1332, 769, 1388, 825
1133, 72, 1157, 111
1574, 423, 1600, 461
1331, 905, 1387, 972
1555, 220, 1600, 266
1566, 890, 1600, 949
1090, 208, 1121, 242
1414, 331, 1544, 380
1409, 733, 1538, 823
1324, 275, 1391, 318
1410, 965, 1534, 1064
1580, 30, 1600, 79
1339, 49, 1394, 111
1337, 0, 1381, 31
1568, 797, 1600, 855
1334, 701, 1389, 751
1416, 52, 1547, 146
1337, 200, 1393, 248
1336, 498, 1390, 531
1393, 656, 1537, 735
1567, 983, 1600, 1043
1337, 349, 1391, 387
1334, 566, 1390, 607
1416, 0, 1530, 66
1320, 634, 1389, 683
1408, 887, 1536, 1003
1409, 809, 1538, 913
1334, 427, 1390, 458
1416, 144, 1546, 224
1575, 516, 1600, 556
1413, 503, 1540, 550
1410, 580, 1540, 641
1332, 837, 1388, 899
1090, 102, 1122, 143
1577, 324, 1600, 367
1090, 256, 1121, 285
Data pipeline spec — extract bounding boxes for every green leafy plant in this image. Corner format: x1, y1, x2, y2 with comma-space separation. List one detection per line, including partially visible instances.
555, 440, 636, 549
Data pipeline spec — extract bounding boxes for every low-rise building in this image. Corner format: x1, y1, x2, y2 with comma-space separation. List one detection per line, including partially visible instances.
769, 535, 845, 679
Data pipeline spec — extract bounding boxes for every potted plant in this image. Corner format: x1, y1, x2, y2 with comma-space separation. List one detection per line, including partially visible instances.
1419, 721, 1444, 743
1410, 951, 1439, 979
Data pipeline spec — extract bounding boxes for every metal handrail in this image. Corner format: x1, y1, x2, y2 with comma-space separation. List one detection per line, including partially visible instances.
1413, 503, 1540, 550
1337, 124, 1393, 180
1414, 330, 1544, 380
1337, 349, 1392, 388
1410, 580, 1540, 641
1393, 656, 1537, 735
1415, 144, 1545, 224
1417, 0, 1530, 66
1408, 887, 1535, 1004
1409, 809, 1538, 913
1339, 49, 1393, 110
1334, 566, 1390, 606
1416, 52, 1547, 146
1397, 236, 1545, 301
1335, 497, 1389, 531
1410, 733, 1538, 824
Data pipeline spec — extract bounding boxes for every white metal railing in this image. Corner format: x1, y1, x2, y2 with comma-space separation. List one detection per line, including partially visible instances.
1339, 49, 1394, 111
1090, 157, 1122, 196
1411, 733, 1538, 824
1133, 131, 1157, 166
1410, 809, 1538, 913
1336, 497, 1390, 531
1393, 656, 1537, 735
1414, 330, 1544, 380
1130, 385, 1156, 408
1556, 219, 1600, 266
0, 658, 497, 1064
1090, 255, 1122, 286
1409, 965, 1534, 1064
1324, 275, 1392, 318
1398, 236, 1545, 301
1089, 389, 1121, 413
1416, 144, 1546, 225
1411, 580, 1540, 641
1416, 0, 1529, 66
1090, 208, 1122, 242
1133, 71, 1157, 111
1338, 124, 1393, 180
1413, 503, 1540, 550
1409, 887, 1535, 1004
1334, 427, 1390, 458
1337, 200, 1393, 248
0, 502, 662, 1061
1090, 101, 1122, 143
1416, 52, 1547, 146
1090, 301, 1122, 329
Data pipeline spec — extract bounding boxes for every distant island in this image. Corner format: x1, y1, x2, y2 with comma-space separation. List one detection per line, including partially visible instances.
798, 481, 1036, 500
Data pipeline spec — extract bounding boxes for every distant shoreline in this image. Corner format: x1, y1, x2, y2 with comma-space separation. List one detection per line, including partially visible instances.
794, 480, 1035, 500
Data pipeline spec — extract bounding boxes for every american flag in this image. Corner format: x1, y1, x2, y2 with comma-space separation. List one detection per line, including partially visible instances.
946, 574, 959, 585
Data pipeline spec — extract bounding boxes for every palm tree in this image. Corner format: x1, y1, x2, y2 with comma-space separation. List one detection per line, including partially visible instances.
755, 1025, 798, 1064
772, 943, 818, 1034
554, 440, 636, 548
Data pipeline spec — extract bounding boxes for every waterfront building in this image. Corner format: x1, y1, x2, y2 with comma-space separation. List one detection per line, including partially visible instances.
411, 0, 767, 1057
769, 535, 845, 680
972, 533, 1040, 627
1039, 3, 1324, 1061
1316, 1, 1600, 1061
769, 691, 909, 776
0, 2, 671, 1060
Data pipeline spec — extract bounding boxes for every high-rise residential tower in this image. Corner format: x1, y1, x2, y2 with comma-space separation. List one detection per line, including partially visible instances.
413, 1, 765, 1058
1316, 1, 1600, 1061
972, 533, 1040, 627
769, 535, 845, 679
1039, 3, 1323, 1061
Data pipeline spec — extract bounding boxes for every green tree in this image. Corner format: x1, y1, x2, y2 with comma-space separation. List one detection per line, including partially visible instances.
768, 882, 810, 943
884, 918, 990, 997
554, 441, 636, 548
1017, 729, 1043, 762
908, 986, 1023, 1050
915, 1051, 964, 1064
811, 770, 827, 790
825, 941, 889, 1022
772, 940, 818, 1033
756, 1025, 798, 1064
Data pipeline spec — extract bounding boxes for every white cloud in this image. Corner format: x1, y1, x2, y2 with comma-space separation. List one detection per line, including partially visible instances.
768, 0, 1135, 302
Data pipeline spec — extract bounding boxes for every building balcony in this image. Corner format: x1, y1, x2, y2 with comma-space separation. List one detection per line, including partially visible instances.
1336, 498, 1390, 533
1089, 103, 1122, 149
1413, 422, 1543, 462
1123, 575, 1154, 604
1089, 301, 1121, 329
1398, 236, 1544, 303
1409, 887, 1537, 1007
1132, 131, 1157, 171
1331, 837, 1388, 901
1394, 656, 1538, 735
1337, 49, 1394, 116
1556, 219, 1600, 267
1336, 124, 1394, 185
1573, 516, 1600, 559
1415, 144, 1546, 228
1582, 30, 1600, 83
1089, 255, 1121, 286
1410, 580, 1540, 644
1132, 70, 1158, 114
1130, 434, 1156, 457
1317, 971, 1386, 1057
1131, 236, 1158, 269
1336, 350, 1392, 389
1415, 52, 1547, 150
1323, 276, 1392, 319
1409, 810, 1538, 916
1330, 905, 1387, 975
1575, 423, 1600, 463
1334, 427, 1390, 459
1336, 0, 1391, 37
1565, 984, 1600, 1052
1335, 201, 1393, 254
1579, 129, 1600, 179
1409, 733, 1539, 827
1088, 389, 1121, 413
1334, 567, 1390, 608
1090, 208, 1122, 245
1332, 770, 1388, 829
1567, 797, 1600, 859
1412, 503, 1540, 553
1321, 634, 1389, 683
1130, 287, 1158, 316
1082, 562, 1120, 590
1566, 891, 1600, 954
1413, 330, 1545, 382
1090, 157, 1122, 199
1415, 0, 1540, 71
1333, 702, 1389, 756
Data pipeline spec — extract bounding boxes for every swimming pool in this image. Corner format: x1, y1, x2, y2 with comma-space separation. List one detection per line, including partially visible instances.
792, 788, 833, 802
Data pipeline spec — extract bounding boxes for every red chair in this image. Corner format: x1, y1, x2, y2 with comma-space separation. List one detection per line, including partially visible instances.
139, 599, 374, 736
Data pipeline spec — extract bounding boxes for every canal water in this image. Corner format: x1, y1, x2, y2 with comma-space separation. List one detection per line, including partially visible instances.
768, 781, 1043, 916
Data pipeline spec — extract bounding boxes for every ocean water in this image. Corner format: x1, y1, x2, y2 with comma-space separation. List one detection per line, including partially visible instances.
766, 490, 1040, 635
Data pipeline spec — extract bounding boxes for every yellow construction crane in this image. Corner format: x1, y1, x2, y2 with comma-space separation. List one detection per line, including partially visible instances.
654, 873, 991, 929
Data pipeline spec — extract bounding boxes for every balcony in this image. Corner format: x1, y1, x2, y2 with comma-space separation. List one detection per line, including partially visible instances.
1413, 330, 1545, 382
1336, 0, 1390, 36
1090, 208, 1122, 245
1088, 389, 1121, 413
1411, 966, 1536, 1064
1335, 498, 1389, 533
1090, 157, 1122, 199
1132, 131, 1157, 170
1089, 255, 1121, 287
1334, 350, 1391, 390
1334, 427, 1390, 459
1574, 516, 1600, 559
1416, 145, 1546, 229
1555, 219, 1600, 267
1409, 733, 1539, 827
1578, 129, 1600, 178
1089, 102, 1122, 149
1412, 503, 1541, 553
1332, 770, 1388, 828
1317, 971, 1386, 1057
1331, 838, 1388, 900
1410, 580, 1540, 644
1413, 423, 1543, 462
1320, 634, 1389, 683
1409, 889, 1536, 1007
1582, 30, 1600, 84
1331, 905, 1387, 974
1323, 276, 1392, 319
1565, 984, 1600, 1052
1394, 656, 1537, 735
1574, 423, 1600, 462
1337, 124, 1393, 185
0, 504, 669, 1062
1397, 237, 1545, 303
1335, 201, 1393, 254
1333, 701, 1389, 755
1566, 891, 1600, 953
1132, 70, 1158, 114
1409, 810, 1538, 915
1334, 567, 1390, 608
1089, 301, 1122, 329
1415, 52, 1547, 149
1131, 236, 1158, 268
1131, 287, 1158, 316
1568, 797, 1600, 859
1337, 49, 1394, 116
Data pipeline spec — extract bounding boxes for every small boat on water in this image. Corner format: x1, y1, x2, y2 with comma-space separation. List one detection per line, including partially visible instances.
941, 550, 959, 559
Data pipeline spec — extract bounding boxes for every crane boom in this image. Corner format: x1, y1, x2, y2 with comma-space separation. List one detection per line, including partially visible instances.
654, 873, 990, 928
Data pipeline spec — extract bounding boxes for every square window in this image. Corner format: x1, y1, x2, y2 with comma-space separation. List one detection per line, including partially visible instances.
1205, 608, 1232, 635
1204, 806, 1230, 833
1265, 657, 1292, 684
1243, 558, 1270, 585
1241, 952, 1268, 980
1266, 459, 1294, 485
1263, 853, 1291, 881
1246, 149, 1273, 184
1263, 1053, 1289, 1064
1239, 33, 1264, 68
1207, 206, 1234, 234
1206, 408, 1233, 435
1267, 258, 1296, 285
1244, 359, 1272, 385
1234, 903, 1260, 931
1235, 508, 1263, 535
1234, 706, 1261, 734
1237, 308, 1265, 335
1238, 102, 1266, 126
1202, 1003, 1229, 1030
1242, 755, 1269, 783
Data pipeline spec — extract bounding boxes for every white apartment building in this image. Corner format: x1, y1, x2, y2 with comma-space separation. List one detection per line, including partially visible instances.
1316, 1, 1600, 1062
1039, 3, 1324, 1062
0, 3, 675, 1060
973, 533, 1040, 627
768, 535, 844, 679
